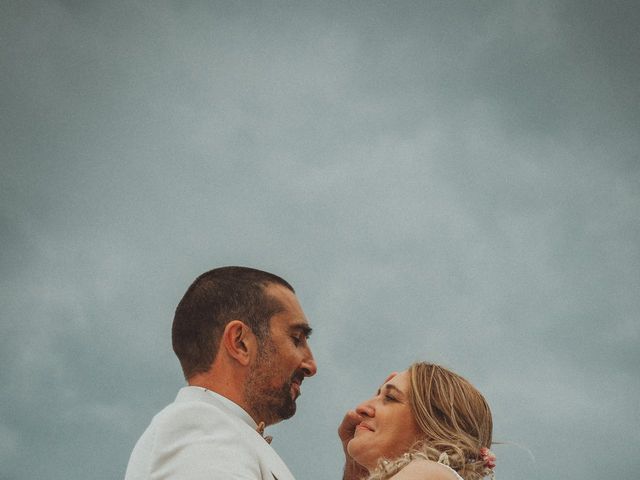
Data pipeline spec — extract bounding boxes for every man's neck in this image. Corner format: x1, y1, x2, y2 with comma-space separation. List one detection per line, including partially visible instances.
188, 372, 252, 417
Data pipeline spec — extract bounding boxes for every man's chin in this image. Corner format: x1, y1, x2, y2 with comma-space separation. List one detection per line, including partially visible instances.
276, 397, 296, 421
256, 382, 298, 423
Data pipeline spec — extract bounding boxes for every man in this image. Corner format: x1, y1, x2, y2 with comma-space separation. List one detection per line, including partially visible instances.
125, 266, 317, 480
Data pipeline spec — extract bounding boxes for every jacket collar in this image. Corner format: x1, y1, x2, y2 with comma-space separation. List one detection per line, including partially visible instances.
175, 386, 257, 430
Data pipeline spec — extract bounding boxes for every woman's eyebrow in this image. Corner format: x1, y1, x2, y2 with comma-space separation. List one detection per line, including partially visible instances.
378, 383, 406, 398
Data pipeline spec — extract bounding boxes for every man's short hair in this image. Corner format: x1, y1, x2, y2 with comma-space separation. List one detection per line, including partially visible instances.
172, 266, 294, 379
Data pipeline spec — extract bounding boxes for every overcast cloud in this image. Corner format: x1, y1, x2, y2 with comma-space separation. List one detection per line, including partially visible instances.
1, 1, 639, 479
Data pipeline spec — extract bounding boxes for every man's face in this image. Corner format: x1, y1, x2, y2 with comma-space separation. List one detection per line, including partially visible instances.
245, 283, 317, 425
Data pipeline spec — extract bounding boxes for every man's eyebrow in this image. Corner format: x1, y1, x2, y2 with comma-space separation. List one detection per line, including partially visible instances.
290, 324, 313, 337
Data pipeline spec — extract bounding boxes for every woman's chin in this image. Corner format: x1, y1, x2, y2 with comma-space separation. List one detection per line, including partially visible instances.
347, 442, 376, 472
352, 458, 374, 473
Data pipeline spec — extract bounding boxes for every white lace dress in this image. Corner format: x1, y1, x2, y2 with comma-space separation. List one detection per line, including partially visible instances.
436, 461, 464, 480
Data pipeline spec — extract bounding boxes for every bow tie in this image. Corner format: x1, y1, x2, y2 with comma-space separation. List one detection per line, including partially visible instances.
256, 422, 273, 444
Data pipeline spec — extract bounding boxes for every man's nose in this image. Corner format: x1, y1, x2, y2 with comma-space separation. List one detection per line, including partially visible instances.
301, 348, 317, 377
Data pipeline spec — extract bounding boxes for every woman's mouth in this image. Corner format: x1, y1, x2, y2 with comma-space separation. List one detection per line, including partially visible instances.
355, 423, 374, 433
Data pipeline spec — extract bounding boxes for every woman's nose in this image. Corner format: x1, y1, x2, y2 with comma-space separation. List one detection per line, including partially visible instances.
355, 399, 375, 418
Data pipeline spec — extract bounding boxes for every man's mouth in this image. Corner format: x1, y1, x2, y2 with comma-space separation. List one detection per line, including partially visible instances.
291, 382, 300, 395
290, 374, 304, 397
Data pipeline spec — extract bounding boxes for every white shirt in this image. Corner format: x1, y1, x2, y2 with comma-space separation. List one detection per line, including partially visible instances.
124, 387, 295, 480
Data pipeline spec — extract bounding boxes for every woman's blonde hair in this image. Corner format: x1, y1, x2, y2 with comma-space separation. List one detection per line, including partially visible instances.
368, 362, 494, 480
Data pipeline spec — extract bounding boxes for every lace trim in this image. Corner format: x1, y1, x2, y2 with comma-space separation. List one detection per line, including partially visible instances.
374, 452, 464, 480
370, 450, 498, 480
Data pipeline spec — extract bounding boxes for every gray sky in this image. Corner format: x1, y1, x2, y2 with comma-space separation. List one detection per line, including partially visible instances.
1, 1, 639, 479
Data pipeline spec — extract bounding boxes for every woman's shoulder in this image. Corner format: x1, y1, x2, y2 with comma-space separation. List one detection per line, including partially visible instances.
390, 458, 463, 480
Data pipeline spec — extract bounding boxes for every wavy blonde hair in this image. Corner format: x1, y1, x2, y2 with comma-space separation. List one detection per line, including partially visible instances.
367, 362, 494, 480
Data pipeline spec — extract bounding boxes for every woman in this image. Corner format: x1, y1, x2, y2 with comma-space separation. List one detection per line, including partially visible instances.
339, 362, 496, 480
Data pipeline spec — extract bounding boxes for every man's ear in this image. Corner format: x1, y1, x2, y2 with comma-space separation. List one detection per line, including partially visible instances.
221, 320, 255, 366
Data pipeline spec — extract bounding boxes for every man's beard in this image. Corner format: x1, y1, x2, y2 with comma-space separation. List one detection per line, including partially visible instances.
244, 341, 300, 425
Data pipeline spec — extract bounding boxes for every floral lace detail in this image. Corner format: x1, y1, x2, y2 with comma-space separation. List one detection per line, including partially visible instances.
368, 451, 464, 480
435, 452, 465, 480
367, 449, 497, 480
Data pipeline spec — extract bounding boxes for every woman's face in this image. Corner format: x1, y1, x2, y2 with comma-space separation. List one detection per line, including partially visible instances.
347, 370, 423, 471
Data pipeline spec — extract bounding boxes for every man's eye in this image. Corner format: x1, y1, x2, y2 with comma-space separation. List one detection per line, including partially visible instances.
291, 336, 302, 346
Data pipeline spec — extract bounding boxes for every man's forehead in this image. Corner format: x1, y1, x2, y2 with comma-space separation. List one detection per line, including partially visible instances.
264, 282, 297, 304
264, 284, 311, 329
270, 312, 311, 332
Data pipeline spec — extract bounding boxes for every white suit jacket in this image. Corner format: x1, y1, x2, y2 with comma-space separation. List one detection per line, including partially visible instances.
124, 387, 296, 480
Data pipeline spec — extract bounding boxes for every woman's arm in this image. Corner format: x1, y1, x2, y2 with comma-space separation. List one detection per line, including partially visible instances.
339, 410, 369, 480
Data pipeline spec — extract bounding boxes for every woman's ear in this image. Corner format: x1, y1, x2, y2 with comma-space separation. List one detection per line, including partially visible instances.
221, 320, 256, 366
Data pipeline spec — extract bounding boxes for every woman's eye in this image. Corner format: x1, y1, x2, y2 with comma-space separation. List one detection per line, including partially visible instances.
384, 394, 396, 402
